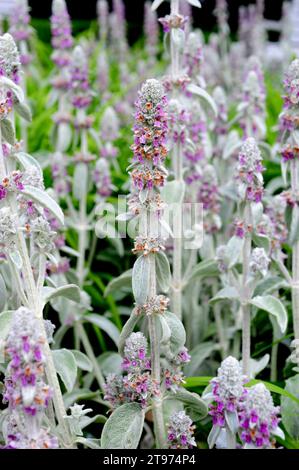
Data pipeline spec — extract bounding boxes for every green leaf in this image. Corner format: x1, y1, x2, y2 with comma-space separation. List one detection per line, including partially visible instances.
1, 118, 15, 145
0, 274, 7, 312
250, 295, 288, 334
132, 255, 150, 305
0, 310, 13, 344
170, 388, 208, 420
184, 342, 215, 376
22, 186, 64, 226
187, 258, 219, 283
254, 276, 289, 297
252, 233, 271, 252
281, 375, 299, 440
98, 351, 122, 377
85, 314, 120, 347
118, 312, 140, 355
157, 314, 172, 345
14, 152, 42, 174
161, 180, 185, 204
73, 162, 88, 200
101, 403, 145, 449
155, 251, 171, 293
71, 350, 93, 372
42, 284, 81, 304
104, 270, 132, 297
184, 376, 212, 389
225, 236, 244, 268
210, 286, 239, 304
187, 0, 201, 7
52, 349, 77, 392
187, 83, 217, 116
14, 101, 32, 122
163, 311, 186, 355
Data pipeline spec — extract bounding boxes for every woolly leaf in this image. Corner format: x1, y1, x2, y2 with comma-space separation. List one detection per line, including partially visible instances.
52, 349, 77, 392
155, 251, 171, 293
22, 186, 64, 225
250, 295, 288, 334
101, 403, 145, 449
132, 255, 150, 305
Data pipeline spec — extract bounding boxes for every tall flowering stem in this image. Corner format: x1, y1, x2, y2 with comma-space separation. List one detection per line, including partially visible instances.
0, 34, 74, 447
130, 79, 168, 447
236, 137, 264, 375
280, 60, 299, 367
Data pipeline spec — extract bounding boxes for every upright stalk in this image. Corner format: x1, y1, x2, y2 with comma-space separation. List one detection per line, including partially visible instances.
291, 160, 299, 347
241, 203, 252, 376
170, 0, 183, 319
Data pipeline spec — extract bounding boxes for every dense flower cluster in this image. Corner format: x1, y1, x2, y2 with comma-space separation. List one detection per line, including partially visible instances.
159, 14, 188, 34
236, 137, 264, 203
93, 158, 113, 199
167, 411, 196, 449
280, 60, 299, 160
209, 356, 247, 427
239, 383, 281, 448
104, 332, 157, 409
0, 33, 21, 83
144, 1, 158, 62
132, 236, 165, 255
184, 32, 203, 79
50, 0, 73, 67
249, 247, 270, 277
130, 79, 168, 191
163, 347, 191, 392
197, 165, 222, 234
9, 0, 32, 66
2, 308, 58, 449
69, 46, 92, 109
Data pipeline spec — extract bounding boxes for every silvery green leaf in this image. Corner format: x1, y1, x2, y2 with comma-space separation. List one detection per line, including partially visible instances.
0, 310, 13, 344
151, 0, 165, 10
170, 388, 208, 420
101, 403, 145, 449
250, 295, 288, 334
224, 410, 239, 434
163, 311, 186, 355
208, 425, 221, 449
43, 284, 81, 304
14, 152, 42, 174
63, 388, 99, 410
246, 354, 270, 378
71, 350, 93, 372
0, 76, 24, 102
0, 274, 7, 312
254, 276, 288, 297
225, 236, 244, 268
210, 286, 239, 304
73, 162, 88, 200
98, 351, 122, 377
184, 342, 215, 376
188, 0, 201, 7
60, 246, 80, 258
187, 258, 219, 283
139, 188, 148, 204
104, 269, 132, 297
9, 250, 23, 269
293, 130, 299, 146
281, 375, 299, 440
22, 186, 64, 226
1, 118, 15, 145
253, 115, 266, 137
252, 233, 270, 253
272, 426, 285, 440
161, 180, 185, 204
14, 101, 32, 122
281, 159, 288, 186
187, 84, 218, 116
157, 314, 171, 345
85, 314, 120, 347
118, 312, 140, 355
57, 123, 72, 152
155, 251, 171, 293
171, 28, 185, 49
251, 202, 264, 226
223, 130, 241, 160
52, 349, 77, 392
76, 437, 101, 449
132, 255, 150, 305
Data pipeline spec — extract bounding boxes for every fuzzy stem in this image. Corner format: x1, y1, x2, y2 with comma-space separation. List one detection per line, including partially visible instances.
241, 203, 252, 376
270, 341, 278, 382
212, 280, 227, 359
291, 159, 299, 366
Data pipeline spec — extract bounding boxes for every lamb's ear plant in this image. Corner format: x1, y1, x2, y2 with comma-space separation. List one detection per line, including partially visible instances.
279, 59, 299, 370
101, 78, 207, 449
0, 33, 75, 448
